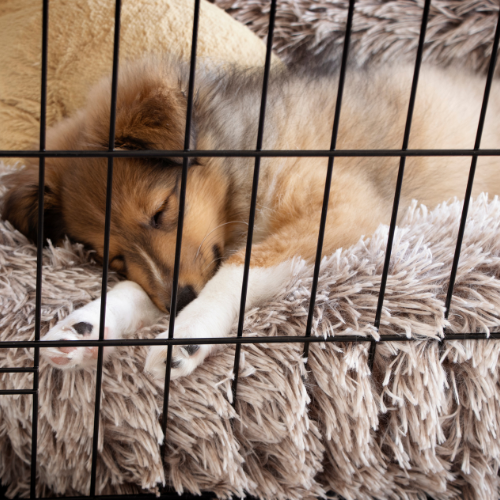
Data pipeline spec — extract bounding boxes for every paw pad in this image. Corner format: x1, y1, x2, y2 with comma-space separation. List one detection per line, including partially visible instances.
183, 344, 200, 356
171, 359, 182, 369
73, 322, 93, 335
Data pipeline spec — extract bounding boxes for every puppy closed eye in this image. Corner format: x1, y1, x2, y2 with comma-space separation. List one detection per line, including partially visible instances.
151, 209, 164, 229
150, 196, 177, 231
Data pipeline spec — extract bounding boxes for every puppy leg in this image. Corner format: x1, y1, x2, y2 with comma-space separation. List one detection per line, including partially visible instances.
144, 202, 386, 380
145, 254, 295, 381
42, 281, 162, 369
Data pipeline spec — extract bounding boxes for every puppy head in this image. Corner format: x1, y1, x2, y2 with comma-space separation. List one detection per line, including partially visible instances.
63, 157, 228, 313
3, 58, 228, 313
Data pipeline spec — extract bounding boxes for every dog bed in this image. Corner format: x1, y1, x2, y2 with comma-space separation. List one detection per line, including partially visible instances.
213, 0, 500, 73
1, 154, 500, 500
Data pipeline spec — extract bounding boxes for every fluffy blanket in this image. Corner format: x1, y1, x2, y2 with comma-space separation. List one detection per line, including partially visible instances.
0, 0, 272, 155
213, 0, 500, 72
1, 157, 500, 500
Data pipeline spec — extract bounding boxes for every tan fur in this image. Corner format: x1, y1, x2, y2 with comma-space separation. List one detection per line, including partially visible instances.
4, 56, 500, 312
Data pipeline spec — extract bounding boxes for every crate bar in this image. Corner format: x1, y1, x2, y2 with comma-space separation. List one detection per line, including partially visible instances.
0, 390, 37, 395
1, 331, 498, 350
444, 11, 500, 320
231, 0, 277, 402
0, 368, 36, 373
303, 0, 355, 361
30, 0, 49, 497
36, 495, 159, 500
31, 493, 212, 500
369, 0, 431, 372
89, 0, 122, 496
161, 0, 201, 441
30, 496, 159, 500
3, 148, 500, 159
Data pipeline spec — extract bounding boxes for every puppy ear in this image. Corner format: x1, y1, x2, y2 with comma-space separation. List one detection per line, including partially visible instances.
2, 162, 65, 245
112, 85, 195, 154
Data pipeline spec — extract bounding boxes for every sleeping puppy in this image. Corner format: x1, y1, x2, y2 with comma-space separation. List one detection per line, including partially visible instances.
4, 56, 500, 380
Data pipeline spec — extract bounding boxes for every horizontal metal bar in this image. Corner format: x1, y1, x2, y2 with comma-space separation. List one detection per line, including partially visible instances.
0, 390, 36, 395
2, 149, 500, 158
0, 332, 497, 349
26, 493, 192, 500
0, 367, 36, 373
46, 496, 157, 500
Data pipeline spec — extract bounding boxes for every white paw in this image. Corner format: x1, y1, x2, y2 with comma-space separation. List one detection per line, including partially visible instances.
144, 261, 297, 381
41, 307, 115, 369
145, 303, 229, 381
145, 335, 214, 381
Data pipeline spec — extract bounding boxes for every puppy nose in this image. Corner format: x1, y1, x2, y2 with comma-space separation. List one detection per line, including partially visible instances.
175, 285, 197, 314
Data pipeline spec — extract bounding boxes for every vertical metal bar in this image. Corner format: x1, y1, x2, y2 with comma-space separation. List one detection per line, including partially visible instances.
30, 1, 49, 497
231, 0, 277, 402
161, 0, 200, 440
369, 0, 431, 371
303, 0, 356, 362
444, 11, 500, 320
89, 0, 121, 495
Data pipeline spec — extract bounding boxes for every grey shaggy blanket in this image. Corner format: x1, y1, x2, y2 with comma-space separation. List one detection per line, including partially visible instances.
2, 154, 500, 500
213, 0, 500, 72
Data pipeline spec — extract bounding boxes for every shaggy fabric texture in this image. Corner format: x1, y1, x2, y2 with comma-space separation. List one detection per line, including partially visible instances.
212, 0, 500, 72
1, 158, 500, 500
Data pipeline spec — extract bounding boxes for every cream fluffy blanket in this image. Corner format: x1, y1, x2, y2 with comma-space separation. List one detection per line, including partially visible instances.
0, 0, 272, 155
1, 161, 500, 500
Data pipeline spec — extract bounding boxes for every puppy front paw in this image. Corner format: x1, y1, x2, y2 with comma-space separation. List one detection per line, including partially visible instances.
145, 335, 214, 381
144, 306, 227, 381
144, 275, 239, 381
41, 307, 114, 369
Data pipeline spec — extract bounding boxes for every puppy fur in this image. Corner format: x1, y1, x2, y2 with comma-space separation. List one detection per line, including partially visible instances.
4, 56, 500, 379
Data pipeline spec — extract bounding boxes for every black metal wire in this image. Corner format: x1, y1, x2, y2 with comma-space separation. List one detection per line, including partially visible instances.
444, 10, 500, 320
89, 0, 122, 495
161, 0, 201, 443
303, 0, 355, 362
1, 330, 498, 397
0, 368, 36, 373
369, 0, 431, 372
0, 330, 493, 351
30, 0, 49, 497
0, 390, 37, 395
11, 493, 216, 500
231, 0, 277, 403
2, 148, 500, 159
